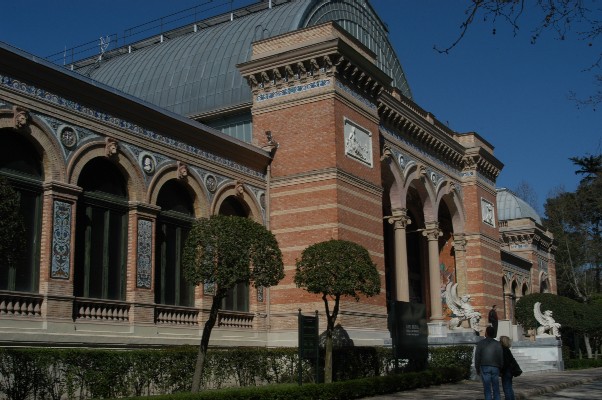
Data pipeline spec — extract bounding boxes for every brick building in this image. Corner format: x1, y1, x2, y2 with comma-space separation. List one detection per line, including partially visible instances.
0, 0, 555, 347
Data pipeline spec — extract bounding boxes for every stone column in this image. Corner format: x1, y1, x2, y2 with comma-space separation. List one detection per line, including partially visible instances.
423, 221, 443, 321
387, 209, 411, 302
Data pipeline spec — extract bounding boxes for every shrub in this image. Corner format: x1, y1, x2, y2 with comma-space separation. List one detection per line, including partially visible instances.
0, 346, 470, 399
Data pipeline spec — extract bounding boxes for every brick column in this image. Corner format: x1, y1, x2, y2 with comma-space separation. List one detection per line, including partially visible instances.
40, 181, 81, 321
126, 202, 160, 325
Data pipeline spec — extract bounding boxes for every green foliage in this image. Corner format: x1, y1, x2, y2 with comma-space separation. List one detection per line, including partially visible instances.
428, 346, 474, 379
0, 175, 26, 271
565, 358, 602, 369
295, 240, 381, 383
544, 153, 602, 300
0, 346, 471, 400
515, 293, 575, 331
294, 240, 380, 300
182, 215, 284, 291
116, 367, 465, 400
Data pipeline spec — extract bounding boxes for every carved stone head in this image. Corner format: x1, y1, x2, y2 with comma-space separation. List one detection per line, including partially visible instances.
14, 108, 29, 130
105, 137, 118, 158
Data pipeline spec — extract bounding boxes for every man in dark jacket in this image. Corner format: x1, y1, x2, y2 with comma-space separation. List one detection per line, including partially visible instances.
475, 326, 503, 400
488, 304, 499, 337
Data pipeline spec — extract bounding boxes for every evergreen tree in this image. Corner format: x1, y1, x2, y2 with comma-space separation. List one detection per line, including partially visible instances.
182, 215, 284, 392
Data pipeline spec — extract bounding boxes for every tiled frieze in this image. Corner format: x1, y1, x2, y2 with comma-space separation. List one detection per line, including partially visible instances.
136, 219, 153, 289
50, 200, 72, 279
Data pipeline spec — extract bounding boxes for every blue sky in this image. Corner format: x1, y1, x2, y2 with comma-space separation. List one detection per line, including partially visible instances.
1, 0, 599, 214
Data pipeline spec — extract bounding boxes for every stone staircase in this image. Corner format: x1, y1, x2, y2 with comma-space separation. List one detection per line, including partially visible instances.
512, 349, 557, 375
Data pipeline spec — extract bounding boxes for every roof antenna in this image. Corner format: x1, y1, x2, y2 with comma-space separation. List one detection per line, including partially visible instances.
99, 36, 110, 61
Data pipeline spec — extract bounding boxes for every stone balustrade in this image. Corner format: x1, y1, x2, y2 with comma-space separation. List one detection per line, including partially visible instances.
0, 291, 43, 317
217, 310, 254, 328
74, 298, 130, 322
155, 305, 199, 325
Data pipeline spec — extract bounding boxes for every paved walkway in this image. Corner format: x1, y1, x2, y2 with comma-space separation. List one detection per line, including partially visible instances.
362, 368, 602, 400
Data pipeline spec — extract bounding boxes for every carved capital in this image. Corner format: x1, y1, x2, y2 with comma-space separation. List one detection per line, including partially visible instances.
105, 137, 118, 158
387, 208, 411, 230
423, 221, 442, 240
453, 233, 467, 252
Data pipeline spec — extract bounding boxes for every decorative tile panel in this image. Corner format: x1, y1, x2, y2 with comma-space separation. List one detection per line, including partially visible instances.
136, 219, 153, 289
51, 201, 72, 279
256, 79, 331, 102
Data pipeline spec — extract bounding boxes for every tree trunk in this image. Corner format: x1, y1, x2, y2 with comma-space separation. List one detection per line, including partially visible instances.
324, 328, 333, 383
321, 294, 339, 384
584, 333, 593, 359
191, 295, 222, 392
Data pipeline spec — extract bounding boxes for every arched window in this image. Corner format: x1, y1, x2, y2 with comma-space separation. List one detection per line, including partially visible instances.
0, 130, 43, 293
155, 180, 195, 307
219, 195, 250, 312
74, 158, 128, 300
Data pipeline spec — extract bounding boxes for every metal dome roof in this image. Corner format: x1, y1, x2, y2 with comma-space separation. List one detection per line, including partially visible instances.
496, 188, 542, 224
85, 0, 411, 118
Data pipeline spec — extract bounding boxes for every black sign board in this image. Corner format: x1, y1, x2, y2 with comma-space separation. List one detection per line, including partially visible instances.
298, 310, 319, 385
390, 301, 428, 367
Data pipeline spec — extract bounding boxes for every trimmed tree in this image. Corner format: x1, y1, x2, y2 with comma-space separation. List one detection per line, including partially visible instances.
0, 175, 26, 280
294, 239, 381, 383
182, 215, 284, 392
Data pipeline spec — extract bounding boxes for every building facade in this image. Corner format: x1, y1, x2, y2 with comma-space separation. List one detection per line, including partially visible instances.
0, 0, 555, 348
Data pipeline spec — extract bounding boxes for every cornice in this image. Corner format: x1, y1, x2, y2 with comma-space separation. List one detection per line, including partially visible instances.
378, 90, 503, 183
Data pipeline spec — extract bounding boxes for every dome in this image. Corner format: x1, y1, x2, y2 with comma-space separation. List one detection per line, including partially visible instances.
496, 188, 541, 224
81, 0, 411, 118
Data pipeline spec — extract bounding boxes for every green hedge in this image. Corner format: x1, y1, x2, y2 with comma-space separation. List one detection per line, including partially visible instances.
116, 367, 465, 400
565, 358, 602, 370
0, 346, 470, 400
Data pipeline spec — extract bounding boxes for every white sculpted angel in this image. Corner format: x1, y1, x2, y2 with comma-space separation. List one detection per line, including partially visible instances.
445, 282, 481, 332
534, 302, 561, 338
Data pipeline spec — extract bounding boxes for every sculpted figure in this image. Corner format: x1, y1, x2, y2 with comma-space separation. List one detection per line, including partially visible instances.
105, 137, 118, 157
14, 108, 29, 129
534, 302, 561, 338
445, 282, 481, 332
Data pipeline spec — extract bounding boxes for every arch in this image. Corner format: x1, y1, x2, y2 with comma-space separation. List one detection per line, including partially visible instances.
211, 181, 262, 222
0, 110, 66, 181
539, 271, 550, 293
0, 127, 45, 293
74, 157, 129, 300
380, 149, 405, 212
154, 178, 196, 307
403, 163, 437, 222
67, 139, 146, 202
521, 282, 530, 296
436, 180, 466, 234
148, 163, 209, 218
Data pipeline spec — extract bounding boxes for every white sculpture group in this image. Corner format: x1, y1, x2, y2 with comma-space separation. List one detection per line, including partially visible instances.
445, 282, 481, 333
534, 301, 561, 338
